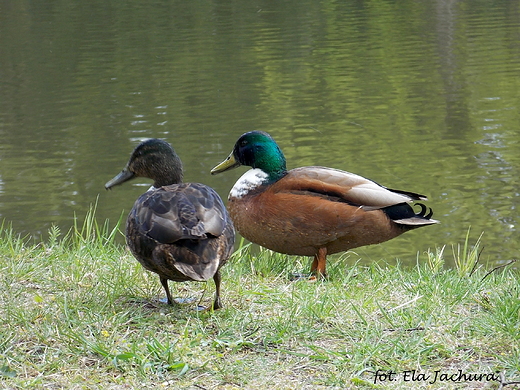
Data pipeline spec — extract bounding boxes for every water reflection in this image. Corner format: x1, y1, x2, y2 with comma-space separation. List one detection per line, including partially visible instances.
0, 0, 519, 266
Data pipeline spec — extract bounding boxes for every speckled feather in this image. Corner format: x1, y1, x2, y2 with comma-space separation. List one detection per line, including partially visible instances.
127, 183, 234, 282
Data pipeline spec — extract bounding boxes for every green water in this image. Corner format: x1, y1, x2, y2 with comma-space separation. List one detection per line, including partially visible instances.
1, 0, 519, 266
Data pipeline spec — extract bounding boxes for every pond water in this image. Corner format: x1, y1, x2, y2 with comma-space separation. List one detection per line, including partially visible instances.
1, 0, 519, 267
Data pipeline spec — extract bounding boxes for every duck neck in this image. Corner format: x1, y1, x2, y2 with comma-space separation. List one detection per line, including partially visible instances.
263, 165, 287, 183
154, 173, 182, 188
152, 156, 183, 187
253, 145, 287, 183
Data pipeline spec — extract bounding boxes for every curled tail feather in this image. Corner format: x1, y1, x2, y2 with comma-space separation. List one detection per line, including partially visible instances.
383, 202, 439, 227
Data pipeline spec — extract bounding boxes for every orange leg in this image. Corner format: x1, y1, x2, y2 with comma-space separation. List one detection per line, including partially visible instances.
310, 247, 327, 277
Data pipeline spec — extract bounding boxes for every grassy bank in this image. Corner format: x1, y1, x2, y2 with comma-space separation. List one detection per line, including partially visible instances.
0, 212, 519, 389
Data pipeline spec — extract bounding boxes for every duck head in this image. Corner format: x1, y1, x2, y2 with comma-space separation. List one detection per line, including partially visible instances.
211, 131, 287, 183
105, 138, 183, 189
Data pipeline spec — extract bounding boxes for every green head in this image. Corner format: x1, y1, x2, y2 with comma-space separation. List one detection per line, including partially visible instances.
105, 138, 183, 189
211, 131, 287, 182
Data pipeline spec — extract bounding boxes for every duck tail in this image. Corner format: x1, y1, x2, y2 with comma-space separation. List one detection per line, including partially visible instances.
383, 202, 439, 227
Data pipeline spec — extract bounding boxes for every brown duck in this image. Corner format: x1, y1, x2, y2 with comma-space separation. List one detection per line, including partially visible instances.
211, 131, 438, 277
106, 139, 235, 309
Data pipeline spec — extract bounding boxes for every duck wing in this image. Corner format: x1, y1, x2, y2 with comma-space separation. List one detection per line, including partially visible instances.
135, 183, 228, 243
277, 166, 427, 209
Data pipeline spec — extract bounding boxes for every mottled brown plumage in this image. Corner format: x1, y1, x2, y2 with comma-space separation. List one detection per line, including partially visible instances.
106, 139, 235, 309
211, 131, 438, 277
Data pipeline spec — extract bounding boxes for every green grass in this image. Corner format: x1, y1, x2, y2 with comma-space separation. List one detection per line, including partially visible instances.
0, 211, 519, 389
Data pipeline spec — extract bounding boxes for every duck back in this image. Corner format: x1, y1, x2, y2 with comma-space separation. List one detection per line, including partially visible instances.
127, 183, 234, 282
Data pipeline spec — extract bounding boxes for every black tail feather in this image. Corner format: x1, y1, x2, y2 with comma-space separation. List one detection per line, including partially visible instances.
383, 202, 437, 224
414, 203, 434, 220
383, 203, 416, 220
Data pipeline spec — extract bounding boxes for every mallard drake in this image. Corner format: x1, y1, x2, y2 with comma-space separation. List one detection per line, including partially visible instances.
211, 131, 438, 277
105, 138, 235, 309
